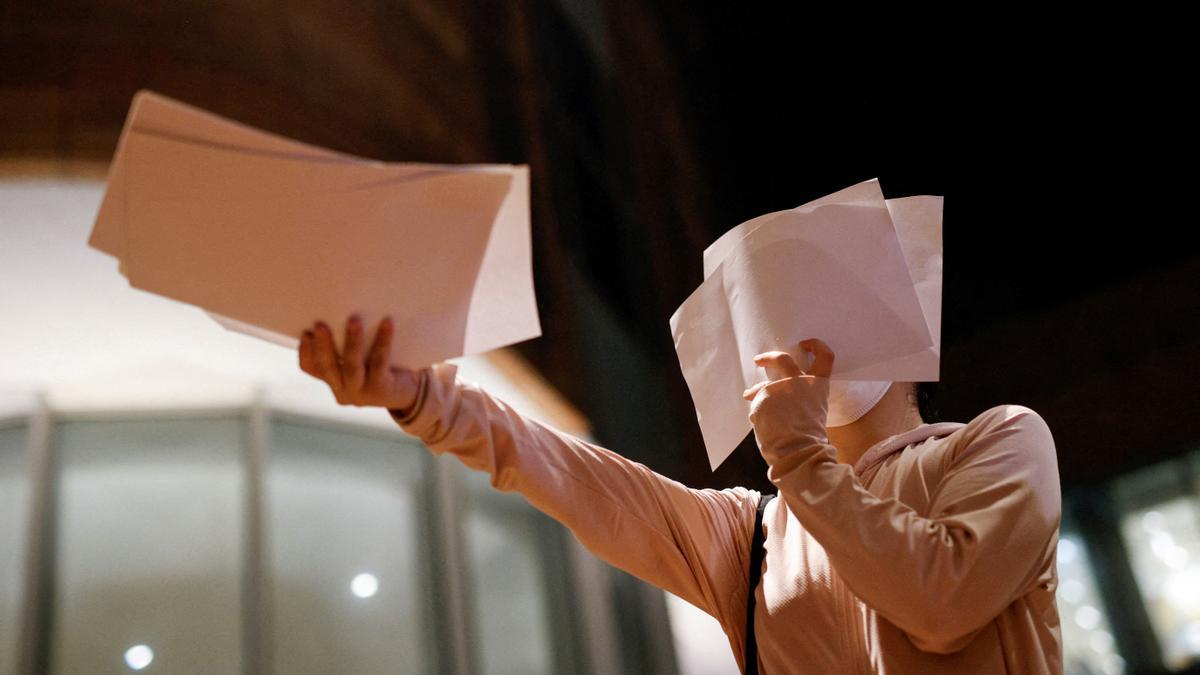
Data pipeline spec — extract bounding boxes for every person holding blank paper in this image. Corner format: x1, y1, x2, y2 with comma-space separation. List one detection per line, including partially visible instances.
298, 312, 1062, 674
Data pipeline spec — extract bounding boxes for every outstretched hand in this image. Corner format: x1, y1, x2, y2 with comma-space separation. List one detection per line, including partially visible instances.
298, 316, 421, 412
742, 338, 835, 401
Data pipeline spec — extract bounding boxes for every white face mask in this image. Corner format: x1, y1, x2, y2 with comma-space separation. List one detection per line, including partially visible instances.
826, 380, 891, 427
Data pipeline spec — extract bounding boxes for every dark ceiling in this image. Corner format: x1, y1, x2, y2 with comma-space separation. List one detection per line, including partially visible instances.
2, 1, 1194, 491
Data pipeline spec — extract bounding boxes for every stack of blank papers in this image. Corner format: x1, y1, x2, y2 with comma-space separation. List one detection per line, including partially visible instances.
670, 178, 944, 469
89, 91, 540, 368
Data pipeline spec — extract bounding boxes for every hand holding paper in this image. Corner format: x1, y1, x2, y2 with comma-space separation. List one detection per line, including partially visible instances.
670, 178, 944, 470
90, 90, 541, 369
299, 316, 421, 413
743, 338, 837, 401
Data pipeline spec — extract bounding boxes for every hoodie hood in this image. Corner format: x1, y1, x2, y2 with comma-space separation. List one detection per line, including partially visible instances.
853, 422, 966, 477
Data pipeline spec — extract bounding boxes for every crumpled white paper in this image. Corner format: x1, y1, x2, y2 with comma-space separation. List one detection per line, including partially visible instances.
670, 178, 943, 470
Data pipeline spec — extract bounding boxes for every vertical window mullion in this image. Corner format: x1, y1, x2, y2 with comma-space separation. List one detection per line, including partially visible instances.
16, 397, 55, 675
244, 395, 273, 675
534, 519, 586, 674
427, 455, 476, 675
561, 535, 621, 675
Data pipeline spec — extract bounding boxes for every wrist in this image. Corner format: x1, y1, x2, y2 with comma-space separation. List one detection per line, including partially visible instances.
389, 369, 430, 424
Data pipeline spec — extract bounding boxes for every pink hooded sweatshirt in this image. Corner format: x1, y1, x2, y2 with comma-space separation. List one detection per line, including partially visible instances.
392, 364, 1063, 674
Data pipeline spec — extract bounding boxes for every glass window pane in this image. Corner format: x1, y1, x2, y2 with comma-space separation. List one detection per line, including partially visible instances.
664, 591, 738, 675
1056, 531, 1124, 675
50, 418, 244, 674
1119, 495, 1200, 670
1111, 459, 1200, 670
0, 425, 31, 675
460, 467, 554, 675
268, 421, 431, 675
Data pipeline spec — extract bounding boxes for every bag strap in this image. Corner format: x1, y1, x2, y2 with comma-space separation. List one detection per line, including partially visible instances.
744, 492, 775, 675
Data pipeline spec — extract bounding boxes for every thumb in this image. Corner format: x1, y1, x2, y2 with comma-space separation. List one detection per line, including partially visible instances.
743, 381, 769, 401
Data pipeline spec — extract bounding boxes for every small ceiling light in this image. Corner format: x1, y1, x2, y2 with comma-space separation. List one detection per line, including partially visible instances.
352, 573, 379, 598
124, 644, 154, 670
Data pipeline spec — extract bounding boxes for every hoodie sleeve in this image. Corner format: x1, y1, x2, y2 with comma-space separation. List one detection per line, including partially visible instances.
392, 363, 759, 640
748, 375, 1061, 655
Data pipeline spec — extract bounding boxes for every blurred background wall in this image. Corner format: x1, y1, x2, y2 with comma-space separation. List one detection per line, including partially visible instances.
0, 1, 1196, 674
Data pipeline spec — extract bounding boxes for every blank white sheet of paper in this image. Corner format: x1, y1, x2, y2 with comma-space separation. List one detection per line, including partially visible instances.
671, 178, 944, 470
89, 90, 541, 368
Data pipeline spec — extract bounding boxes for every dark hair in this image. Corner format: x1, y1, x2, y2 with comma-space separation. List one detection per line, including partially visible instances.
915, 381, 940, 423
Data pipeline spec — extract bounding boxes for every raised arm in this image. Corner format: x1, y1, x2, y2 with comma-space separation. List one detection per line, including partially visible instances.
298, 317, 759, 639
746, 339, 1060, 654
748, 373, 1061, 654
400, 362, 758, 623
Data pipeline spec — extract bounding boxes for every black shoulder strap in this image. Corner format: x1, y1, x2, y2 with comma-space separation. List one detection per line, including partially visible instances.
744, 493, 775, 675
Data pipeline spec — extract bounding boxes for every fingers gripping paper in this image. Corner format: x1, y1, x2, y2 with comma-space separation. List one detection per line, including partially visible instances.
670, 178, 944, 470
89, 91, 541, 368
